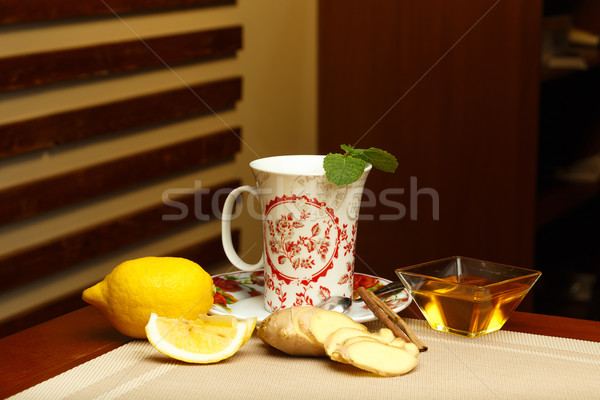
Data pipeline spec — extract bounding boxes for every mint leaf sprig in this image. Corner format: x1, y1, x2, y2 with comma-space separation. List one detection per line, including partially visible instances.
324, 145, 398, 186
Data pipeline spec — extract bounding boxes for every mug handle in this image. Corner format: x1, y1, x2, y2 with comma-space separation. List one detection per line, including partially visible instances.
221, 185, 264, 271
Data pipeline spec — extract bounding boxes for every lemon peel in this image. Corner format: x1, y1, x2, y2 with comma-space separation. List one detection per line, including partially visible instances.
145, 314, 256, 363
82, 257, 214, 338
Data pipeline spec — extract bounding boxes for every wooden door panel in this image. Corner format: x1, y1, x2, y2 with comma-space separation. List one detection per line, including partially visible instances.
319, 0, 541, 278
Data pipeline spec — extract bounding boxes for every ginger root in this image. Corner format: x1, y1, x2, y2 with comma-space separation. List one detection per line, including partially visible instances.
336, 339, 419, 377
257, 306, 420, 376
307, 309, 367, 344
324, 327, 394, 362
256, 306, 325, 356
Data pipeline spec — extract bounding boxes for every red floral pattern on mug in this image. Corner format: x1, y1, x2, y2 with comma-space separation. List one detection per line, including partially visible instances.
265, 196, 345, 283
318, 286, 331, 301
338, 273, 351, 285
341, 222, 358, 257
293, 285, 314, 307
268, 213, 332, 271
262, 194, 354, 309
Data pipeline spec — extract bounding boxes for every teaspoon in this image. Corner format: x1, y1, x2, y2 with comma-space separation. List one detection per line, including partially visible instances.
317, 280, 405, 314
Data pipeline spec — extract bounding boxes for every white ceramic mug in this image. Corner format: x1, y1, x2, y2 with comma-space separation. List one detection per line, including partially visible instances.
221, 155, 371, 312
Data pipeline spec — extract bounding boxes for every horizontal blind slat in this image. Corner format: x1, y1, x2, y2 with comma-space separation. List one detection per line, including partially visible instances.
0, 0, 236, 25
0, 127, 242, 225
0, 27, 242, 92
0, 77, 242, 158
0, 179, 240, 294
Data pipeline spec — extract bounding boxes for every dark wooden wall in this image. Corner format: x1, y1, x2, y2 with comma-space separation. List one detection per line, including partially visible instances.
319, 1, 542, 280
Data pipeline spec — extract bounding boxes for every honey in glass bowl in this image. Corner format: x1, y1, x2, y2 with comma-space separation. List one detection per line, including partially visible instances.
396, 256, 541, 338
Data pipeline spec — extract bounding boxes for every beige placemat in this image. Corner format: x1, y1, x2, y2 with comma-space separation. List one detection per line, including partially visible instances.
10, 319, 600, 400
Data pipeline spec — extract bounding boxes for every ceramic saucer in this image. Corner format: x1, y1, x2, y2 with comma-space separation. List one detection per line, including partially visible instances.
209, 269, 410, 323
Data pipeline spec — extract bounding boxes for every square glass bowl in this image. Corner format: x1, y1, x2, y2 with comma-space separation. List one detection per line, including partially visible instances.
396, 256, 541, 338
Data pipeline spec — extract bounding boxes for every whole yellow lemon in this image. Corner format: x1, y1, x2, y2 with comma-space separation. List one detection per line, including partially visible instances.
83, 257, 214, 338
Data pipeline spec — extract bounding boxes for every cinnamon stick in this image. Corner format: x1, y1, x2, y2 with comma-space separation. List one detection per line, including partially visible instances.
358, 286, 428, 352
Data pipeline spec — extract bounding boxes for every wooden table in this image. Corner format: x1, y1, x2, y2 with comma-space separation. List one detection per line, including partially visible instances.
1, 306, 599, 399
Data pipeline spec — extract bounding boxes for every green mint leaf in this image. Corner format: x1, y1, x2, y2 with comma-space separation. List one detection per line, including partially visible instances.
341, 145, 397, 172
362, 147, 398, 173
323, 153, 366, 186
340, 144, 354, 154
346, 147, 370, 163
323, 145, 398, 185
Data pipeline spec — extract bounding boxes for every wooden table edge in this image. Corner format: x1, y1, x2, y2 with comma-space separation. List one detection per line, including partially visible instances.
1, 305, 598, 398
400, 303, 600, 341
0, 307, 131, 399
399, 304, 600, 342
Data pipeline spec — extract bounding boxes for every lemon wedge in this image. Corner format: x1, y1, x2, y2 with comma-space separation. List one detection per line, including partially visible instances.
242, 316, 257, 345
146, 314, 256, 363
